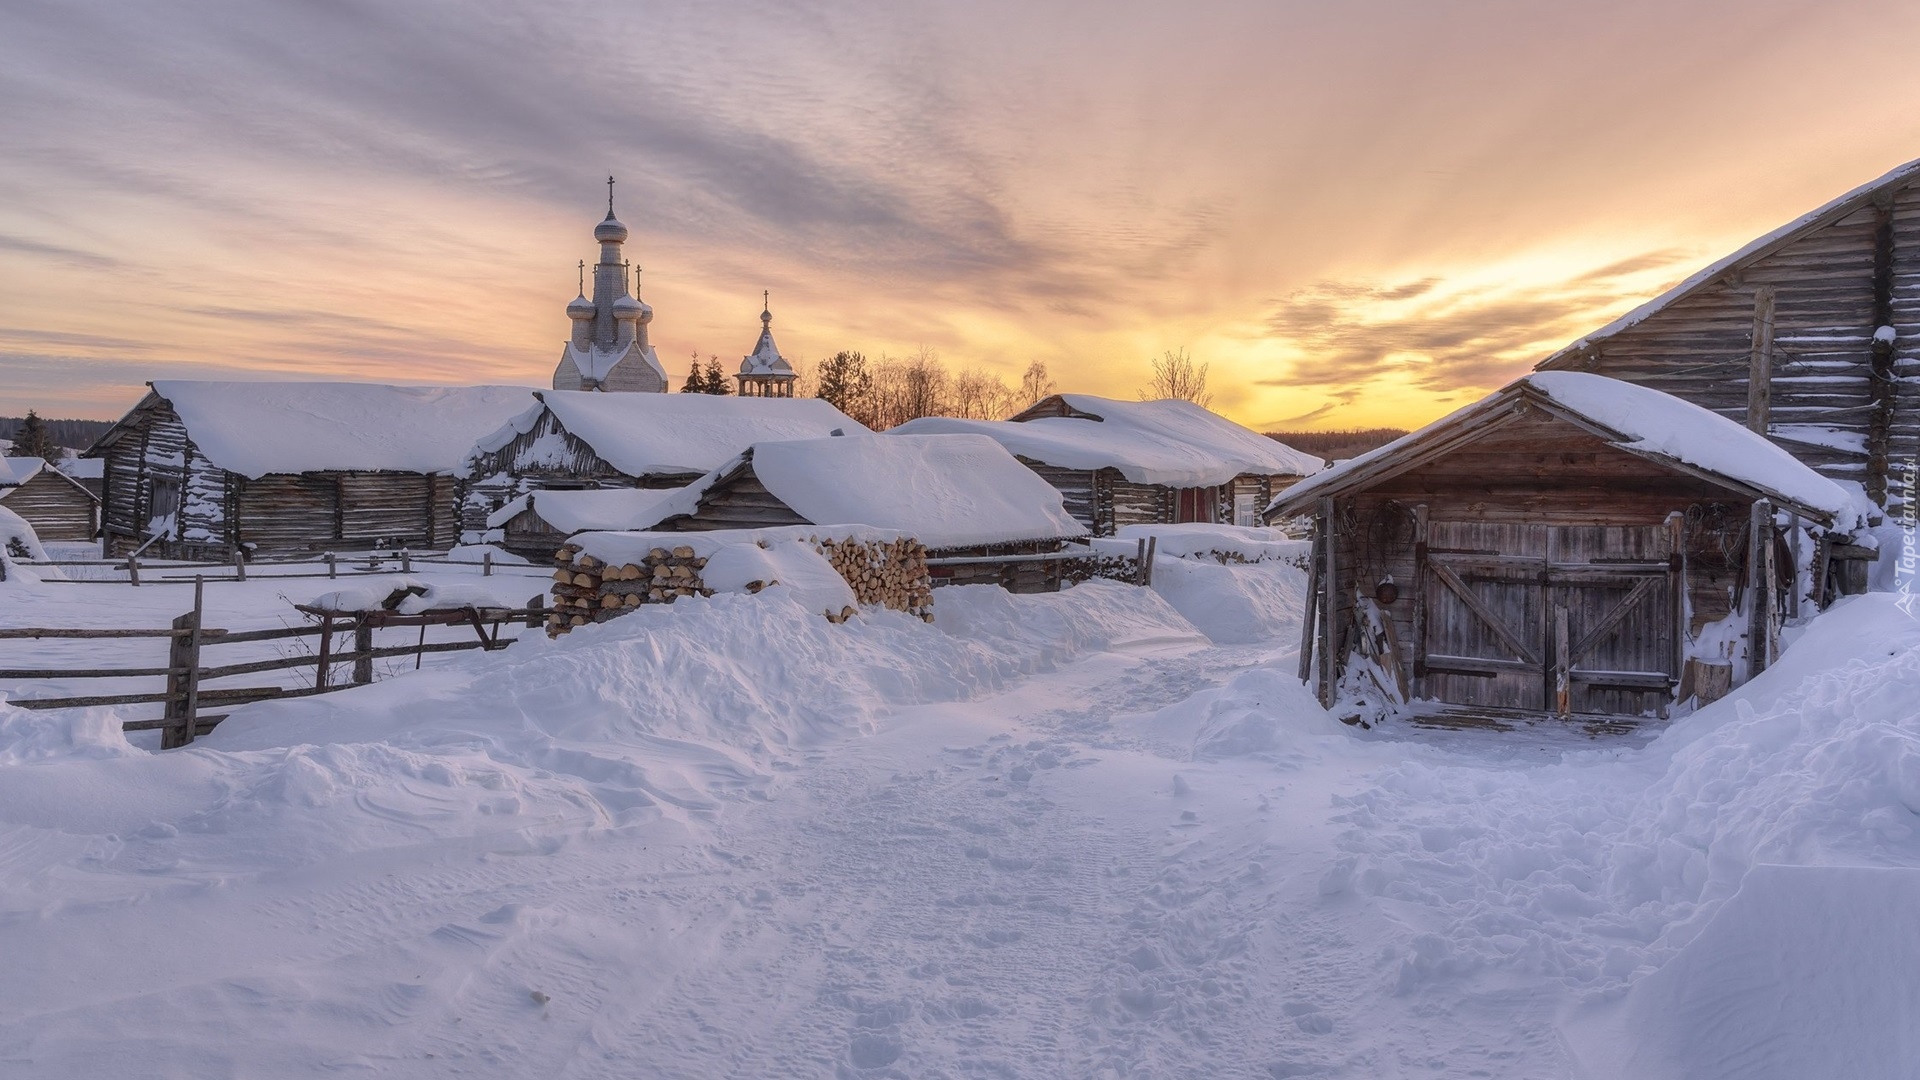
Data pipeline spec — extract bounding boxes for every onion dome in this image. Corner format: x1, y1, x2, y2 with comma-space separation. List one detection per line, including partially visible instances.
611, 294, 644, 320
566, 293, 595, 320
594, 212, 629, 244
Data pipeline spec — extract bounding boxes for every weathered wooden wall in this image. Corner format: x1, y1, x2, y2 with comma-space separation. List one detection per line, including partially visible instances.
1548, 177, 1920, 504
459, 408, 697, 539
0, 472, 97, 541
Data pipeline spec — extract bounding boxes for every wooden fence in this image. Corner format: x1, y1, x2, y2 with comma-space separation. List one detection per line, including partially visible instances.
19, 548, 545, 585
2, 580, 545, 749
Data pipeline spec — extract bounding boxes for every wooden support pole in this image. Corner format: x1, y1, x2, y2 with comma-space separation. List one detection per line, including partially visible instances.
161, 578, 206, 749
1135, 538, 1148, 586
1410, 503, 1430, 693
483, 550, 493, 577
1297, 531, 1322, 684
1748, 500, 1773, 678
232, 548, 247, 581
401, 548, 412, 574
326, 551, 337, 579
1867, 197, 1898, 507
127, 554, 139, 587
1552, 605, 1571, 719
1318, 496, 1337, 709
1748, 284, 1775, 436
1143, 536, 1157, 587
1666, 512, 1686, 689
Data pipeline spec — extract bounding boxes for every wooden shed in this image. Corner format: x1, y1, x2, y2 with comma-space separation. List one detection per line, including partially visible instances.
1268, 373, 1860, 726
484, 486, 686, 561
893, 394, 1322, 535
0, 457, 98, 542
459, 390, 866, 543
88, 382, 533, 559
1534, 156, 1920, 511
640, 432, 1091, 592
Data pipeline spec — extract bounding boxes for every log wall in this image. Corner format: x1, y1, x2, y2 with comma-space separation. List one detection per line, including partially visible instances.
0, 473, 97, 541
1551, 176, 1920, 504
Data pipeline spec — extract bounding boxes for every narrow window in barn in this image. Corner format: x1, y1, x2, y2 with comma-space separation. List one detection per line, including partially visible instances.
1175, 486, 1219, 523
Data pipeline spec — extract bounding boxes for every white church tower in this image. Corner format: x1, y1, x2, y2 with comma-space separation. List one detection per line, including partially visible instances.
552, 177, 668, 393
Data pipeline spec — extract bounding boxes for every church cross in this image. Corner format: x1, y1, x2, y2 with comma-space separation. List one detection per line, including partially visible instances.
607, 175, 616, 215
577, 260, 585, 294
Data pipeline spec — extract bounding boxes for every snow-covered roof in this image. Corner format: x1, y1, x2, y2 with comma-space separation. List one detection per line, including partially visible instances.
0, 457, 47, 486
57, 458, 103, 480
1537, 156, 1920, 369
652, 433, 1088, 548
1272, 372, 1860, 527
473, 391, 866, 478
892, 394, 1323, 487
126, 382, 537, 479
739, 321, 793, 376
489, 486, 688, 533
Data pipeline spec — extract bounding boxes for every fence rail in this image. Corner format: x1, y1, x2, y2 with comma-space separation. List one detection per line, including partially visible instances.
21, 548, 543, 585
3, 578, 544, 748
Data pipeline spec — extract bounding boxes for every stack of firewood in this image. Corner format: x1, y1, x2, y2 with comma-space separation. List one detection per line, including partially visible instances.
548, 544, 712, 633
816, 536, 933, 620
547, 533, 934, 636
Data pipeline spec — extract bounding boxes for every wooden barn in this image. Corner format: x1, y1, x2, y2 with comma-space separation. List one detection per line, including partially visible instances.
88, 382, 533, 559
639, 432, 1091, 591
1267, 373, 1860, 726
0, 457, 98, 542
1534, 156, 1920, 511
893, 394, 1322, 535
459, 390, 866, 543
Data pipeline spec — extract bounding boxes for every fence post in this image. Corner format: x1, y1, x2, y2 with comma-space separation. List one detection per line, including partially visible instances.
327, 551, 337, 579
401, 548, 411, 574
483, 550, 493, 577
527, 595, 544, 629
1135, 538, 1147, 585
353, 617, 373, 685
1143, 536, 1158, 587
162, 577, 206, 749
127, 554, 140, 587
232, 548, 247, 581
314, 615, 333, 690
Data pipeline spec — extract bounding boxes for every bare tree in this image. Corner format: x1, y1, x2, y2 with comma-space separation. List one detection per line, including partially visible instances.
1139, 348, 1211, 408
870, 347, 951, 428
949, 368, 1019, 420
1018, 360, 1056, 407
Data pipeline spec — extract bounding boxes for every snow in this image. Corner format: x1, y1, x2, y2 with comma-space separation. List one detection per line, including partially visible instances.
702, 540, 856, 614
569, 524, 908, 568
893, 394, 1324, 487
149, 381, 536, 479
472, 391, 867, 478
307, 578, 526, 614
1278, 372, 1861, 528
56, 457, 103, 481
650, 434, 1088, 549
487, 487, 686, 533
0, 456, 48, 486
1111, 522, 1310, 564
2, 498, 1918, 1076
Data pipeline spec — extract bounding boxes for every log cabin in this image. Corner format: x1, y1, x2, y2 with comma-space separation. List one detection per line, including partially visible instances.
893, 394, 1322, 535
88, 382, 535, 559
638, 432, 1090, 592
1267, 373, 1861, 727
459, 390, 866, 543
1534, 157, 1920, 511
0, 457, 98, 542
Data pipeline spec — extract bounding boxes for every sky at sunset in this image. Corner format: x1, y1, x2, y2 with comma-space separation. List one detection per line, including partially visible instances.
3, 0, 1919, 430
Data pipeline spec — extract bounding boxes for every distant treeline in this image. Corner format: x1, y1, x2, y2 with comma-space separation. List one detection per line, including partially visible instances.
0, 417, 113, 451
1267, 428, 1406, 462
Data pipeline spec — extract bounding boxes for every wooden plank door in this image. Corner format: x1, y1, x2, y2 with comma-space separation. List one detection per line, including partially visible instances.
1421, 522, 1548, 711
1546, 524, 1678, 717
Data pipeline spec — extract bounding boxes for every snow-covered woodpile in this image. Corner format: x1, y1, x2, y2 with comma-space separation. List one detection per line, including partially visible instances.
893, 394, 1323, 534
1533, 156, 1920, 508
1271, 372, 1863, 725
458, 390, 867, 551
545, 527, 933, 634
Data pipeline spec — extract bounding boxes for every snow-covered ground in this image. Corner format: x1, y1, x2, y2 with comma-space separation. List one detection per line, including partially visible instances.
1, 556, 1916, 1078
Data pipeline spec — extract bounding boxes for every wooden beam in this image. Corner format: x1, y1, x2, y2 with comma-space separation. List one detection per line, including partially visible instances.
1427, 558, 1542, 666
1748, 499, 1773, 677
1747, 284, 1775, 436
1318, 496, 1336, 708
1866, 197, 1897, 507
1410, 503, 1429, 691
1297, 532, 1322, 684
